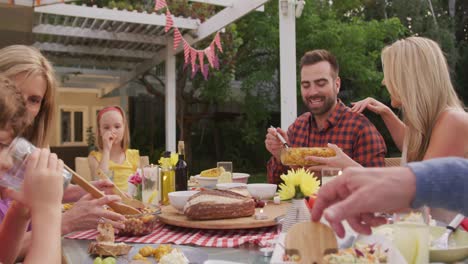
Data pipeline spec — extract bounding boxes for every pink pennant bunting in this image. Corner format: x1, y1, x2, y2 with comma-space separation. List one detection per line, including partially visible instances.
214, 32, 223, 53
191, 64, 199, 79
202, 64, 209, 80
190, 48, 198, 73
173, 28, 182, 50
155, 0, 167, 11
213, 55, 220, 70
183, 41, 190, 65
165, 9, 174, 32
205, 47, 214, 68
198, 51, 205, 74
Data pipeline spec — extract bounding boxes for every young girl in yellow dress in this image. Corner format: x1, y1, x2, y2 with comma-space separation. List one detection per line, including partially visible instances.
88, 106, 140, 192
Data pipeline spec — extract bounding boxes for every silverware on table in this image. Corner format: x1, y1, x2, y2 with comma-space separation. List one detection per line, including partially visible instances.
432, 213, 465, 249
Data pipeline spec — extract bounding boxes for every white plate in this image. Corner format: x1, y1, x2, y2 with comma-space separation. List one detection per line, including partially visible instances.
87, 244, 208, 264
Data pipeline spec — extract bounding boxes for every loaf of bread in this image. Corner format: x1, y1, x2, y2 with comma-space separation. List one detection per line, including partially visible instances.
183, 189, 255, 220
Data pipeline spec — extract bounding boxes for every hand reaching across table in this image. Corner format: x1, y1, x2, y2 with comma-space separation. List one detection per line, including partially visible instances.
311, 166, 415, 238
304, 143, 361, 171
62, 194, 126, 234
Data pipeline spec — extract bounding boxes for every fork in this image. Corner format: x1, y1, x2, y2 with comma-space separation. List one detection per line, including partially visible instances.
431, 213, 465, 249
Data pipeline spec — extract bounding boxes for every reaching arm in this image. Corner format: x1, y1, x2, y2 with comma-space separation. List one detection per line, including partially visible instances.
409, 157, 468, 214
0, 202, 30, 264
23, 206, 62, 264
351, 97, 406, 150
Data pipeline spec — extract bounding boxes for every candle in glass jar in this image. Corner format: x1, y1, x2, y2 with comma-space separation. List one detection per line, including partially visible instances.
255, 209, 268, 220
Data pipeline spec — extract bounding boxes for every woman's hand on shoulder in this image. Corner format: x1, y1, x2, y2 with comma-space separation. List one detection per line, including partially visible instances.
351, 97, 389, 115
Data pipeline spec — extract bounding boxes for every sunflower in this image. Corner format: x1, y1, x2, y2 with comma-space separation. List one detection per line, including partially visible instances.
278, 168, 320, 200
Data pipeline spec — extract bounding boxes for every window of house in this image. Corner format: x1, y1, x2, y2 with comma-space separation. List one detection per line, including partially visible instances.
59, 106, 88, 145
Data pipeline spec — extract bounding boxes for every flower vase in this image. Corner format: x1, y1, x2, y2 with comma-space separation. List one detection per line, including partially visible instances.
281, 199, 311, 233
134, 184, 142, 202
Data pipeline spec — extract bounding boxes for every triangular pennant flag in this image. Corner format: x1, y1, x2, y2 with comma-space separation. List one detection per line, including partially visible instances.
214, 32, 223, 53
198, 51, 205, 75
165, 9, 174, 33
205, 47, 214, 68
191, 64, 199, 79
202, 64, 209, 80
190, 48, 198, 73
213, 55, 220, 70
183, 41, 190, 65
155, 0, 167, 11
173, 28, 182, 50
35, 0, 40, 5
8, 0, 13, 4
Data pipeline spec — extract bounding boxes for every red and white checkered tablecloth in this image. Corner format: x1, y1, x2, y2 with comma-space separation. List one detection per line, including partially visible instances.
66, 222, 278, 248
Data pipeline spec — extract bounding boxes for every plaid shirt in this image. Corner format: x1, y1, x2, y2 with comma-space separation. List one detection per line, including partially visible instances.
267, 100, 387, 184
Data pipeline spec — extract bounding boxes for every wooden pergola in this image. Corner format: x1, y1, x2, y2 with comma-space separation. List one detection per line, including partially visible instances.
1, 0, 298, 151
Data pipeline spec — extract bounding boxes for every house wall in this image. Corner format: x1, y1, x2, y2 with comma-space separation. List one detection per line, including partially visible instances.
50, 87, 122, 147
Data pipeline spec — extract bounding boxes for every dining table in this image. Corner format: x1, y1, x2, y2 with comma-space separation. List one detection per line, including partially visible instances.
62, 238, 272, 264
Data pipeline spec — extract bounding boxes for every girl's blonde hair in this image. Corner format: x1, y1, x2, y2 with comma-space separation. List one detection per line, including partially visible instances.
0, 45, 56, 147
382, 36, 464, 162
96, 106, 130, 151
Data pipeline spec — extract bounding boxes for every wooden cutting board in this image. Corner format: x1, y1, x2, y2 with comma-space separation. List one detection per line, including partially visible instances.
285, 222, 337, 264
158, 201, 289, 229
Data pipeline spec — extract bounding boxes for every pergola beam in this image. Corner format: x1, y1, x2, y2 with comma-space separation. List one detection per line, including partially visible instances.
34, 24, 168, 46
189, 0, 233, 7
34, 42, 156, 59
55, 66, 129, 77
111, 0, 269, 94
0, 0, 74, 6
34, 3, 200, 30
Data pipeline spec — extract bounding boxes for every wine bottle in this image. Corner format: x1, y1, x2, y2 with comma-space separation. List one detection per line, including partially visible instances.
175, 141, 188, 191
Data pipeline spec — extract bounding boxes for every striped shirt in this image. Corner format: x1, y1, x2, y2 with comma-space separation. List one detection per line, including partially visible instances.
267, 100, 387, 184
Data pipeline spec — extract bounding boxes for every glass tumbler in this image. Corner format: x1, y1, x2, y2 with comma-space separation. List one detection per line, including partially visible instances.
0, 137, 72, 190
320, 167, 342, 186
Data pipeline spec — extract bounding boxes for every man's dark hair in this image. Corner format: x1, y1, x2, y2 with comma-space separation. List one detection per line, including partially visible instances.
300, 49, 339, 79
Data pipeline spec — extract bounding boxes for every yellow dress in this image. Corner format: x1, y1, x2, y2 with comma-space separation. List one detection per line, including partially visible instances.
89, 149, 140, 192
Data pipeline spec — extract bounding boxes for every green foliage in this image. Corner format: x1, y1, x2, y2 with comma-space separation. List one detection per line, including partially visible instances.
85, 126, 96, 152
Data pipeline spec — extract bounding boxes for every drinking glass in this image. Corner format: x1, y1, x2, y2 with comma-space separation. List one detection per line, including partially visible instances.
142, 165, 160, 206
320, 167, 342, 186
393, 208, 430, 264
0, 137, 72, 190
217, 161, 233, 173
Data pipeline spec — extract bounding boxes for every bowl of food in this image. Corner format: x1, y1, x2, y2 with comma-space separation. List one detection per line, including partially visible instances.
118, 207, 160, 236
280, 147, 336, 166
195, 173, 250, 188
216, 182, 247, 190
247, 183, 277, 200
168, 190, 199, 211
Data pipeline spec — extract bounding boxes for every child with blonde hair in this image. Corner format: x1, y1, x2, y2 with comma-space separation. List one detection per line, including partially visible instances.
88, 106, 140, 192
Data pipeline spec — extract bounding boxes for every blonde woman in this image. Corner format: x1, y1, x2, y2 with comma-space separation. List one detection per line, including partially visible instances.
0, 45, 56, 148
351, 36, 468, 222
0, 46, 125, 261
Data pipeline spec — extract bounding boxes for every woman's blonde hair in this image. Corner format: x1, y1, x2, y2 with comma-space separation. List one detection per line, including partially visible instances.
96, 106, 130, 151
382, 36, 464, 162
0, 45, 56, 147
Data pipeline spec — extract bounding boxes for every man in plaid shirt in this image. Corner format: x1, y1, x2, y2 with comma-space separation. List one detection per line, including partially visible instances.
265, 50, 386, 184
